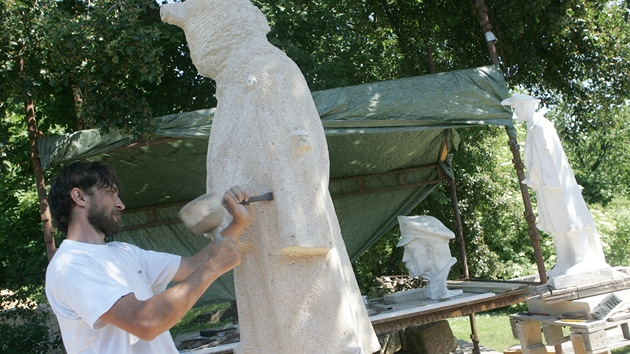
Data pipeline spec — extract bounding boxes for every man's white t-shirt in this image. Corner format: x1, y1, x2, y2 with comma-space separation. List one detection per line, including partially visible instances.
46, 240, 181, 354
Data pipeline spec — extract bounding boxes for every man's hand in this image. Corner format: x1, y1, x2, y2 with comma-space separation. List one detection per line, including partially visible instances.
221, 185, 251, 244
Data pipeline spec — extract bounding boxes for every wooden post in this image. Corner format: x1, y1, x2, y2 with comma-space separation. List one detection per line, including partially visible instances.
426, 45, 436, 74
449, 177, 469, 280
511, 318, 548, 354
475, 0, 499, 65
72, 84, 85, 130
442, 140, 480, 353
505, 126, 547, 283
19, 43, 57, 262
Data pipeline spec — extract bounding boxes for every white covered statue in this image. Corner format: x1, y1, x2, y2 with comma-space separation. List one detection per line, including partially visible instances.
501, 94, 610, 286
161, 1, 380, 353
397, 215, 463, 300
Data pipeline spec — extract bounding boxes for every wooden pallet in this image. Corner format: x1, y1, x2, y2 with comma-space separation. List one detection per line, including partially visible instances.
510, 312, 630, 354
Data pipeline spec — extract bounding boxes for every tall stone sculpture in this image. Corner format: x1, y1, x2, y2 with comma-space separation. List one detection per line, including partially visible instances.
397, 215, 463, 300
501, 94, 611, 288
161, 1, 380, 353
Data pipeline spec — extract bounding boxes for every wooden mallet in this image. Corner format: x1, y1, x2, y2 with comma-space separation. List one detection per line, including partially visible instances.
178, 191, 273, 234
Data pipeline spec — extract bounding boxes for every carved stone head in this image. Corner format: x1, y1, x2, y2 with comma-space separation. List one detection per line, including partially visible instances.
160, 0, 271, 78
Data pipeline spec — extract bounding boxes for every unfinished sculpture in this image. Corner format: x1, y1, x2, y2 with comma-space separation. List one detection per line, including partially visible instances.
397, 215, 463, 300
161, 1, 380, 353
501, 94, 611, 288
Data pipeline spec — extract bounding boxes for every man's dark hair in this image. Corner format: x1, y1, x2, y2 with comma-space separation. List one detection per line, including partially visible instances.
48, 162, 121, 234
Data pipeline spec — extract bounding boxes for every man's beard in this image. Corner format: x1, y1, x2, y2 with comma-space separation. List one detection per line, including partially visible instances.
87, 204, 122, 238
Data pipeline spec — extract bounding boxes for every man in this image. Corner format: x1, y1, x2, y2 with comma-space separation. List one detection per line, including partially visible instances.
45, 161, 251, 353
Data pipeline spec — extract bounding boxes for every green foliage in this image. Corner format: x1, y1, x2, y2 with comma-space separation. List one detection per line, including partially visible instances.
0, 109, 50, 289
352, 226, 407, 297
0, 288, 62, 353
551, 103, 630, 204
1, 0, 630, 319
256, 0, 490, 89
0, 0, 216, 138
596, 196, 630, 267
411, 126, 551, 280
170, 302, 232, 338
495, 1, 630, 112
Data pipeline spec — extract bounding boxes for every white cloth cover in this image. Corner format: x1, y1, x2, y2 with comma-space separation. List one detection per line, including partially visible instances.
160, 0, 380, 353
45, 240, 181, 354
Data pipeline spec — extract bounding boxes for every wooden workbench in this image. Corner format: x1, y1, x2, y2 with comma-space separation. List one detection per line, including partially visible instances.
185, 282, 533, 353
369, 281, 531, 333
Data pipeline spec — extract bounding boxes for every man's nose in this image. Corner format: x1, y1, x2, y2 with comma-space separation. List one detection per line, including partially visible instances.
115, 197, 125, 211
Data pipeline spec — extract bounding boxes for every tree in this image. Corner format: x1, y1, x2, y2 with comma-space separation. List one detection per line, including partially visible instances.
1, 0, 630, 296
0, 108, 50, 289
0, 0, 217, 138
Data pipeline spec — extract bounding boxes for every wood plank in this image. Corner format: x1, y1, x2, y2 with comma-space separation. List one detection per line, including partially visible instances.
447, 281, 526, 293
369, 293, 496, 323
539, 278, 630, 303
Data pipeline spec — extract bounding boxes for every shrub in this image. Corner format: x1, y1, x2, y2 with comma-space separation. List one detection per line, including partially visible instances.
0, 289, 63, 353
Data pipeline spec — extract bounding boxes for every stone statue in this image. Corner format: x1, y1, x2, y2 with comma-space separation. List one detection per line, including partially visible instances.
160, 1, 380, 353
501, 94, 610, 287
397, 215, 463, 300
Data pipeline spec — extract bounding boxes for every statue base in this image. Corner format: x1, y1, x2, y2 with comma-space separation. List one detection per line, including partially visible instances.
527, 290, 630, 318
547, 267, 613, 289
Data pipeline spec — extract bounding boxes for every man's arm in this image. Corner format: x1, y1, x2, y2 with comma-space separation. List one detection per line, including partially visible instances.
173, 186, 250, 281
173, 213, 249, 282
100, 186, 250, 341
100, 236, 240, 341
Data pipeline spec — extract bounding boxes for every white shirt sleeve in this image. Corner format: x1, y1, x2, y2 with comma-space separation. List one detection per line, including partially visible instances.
131, 245, 181, 295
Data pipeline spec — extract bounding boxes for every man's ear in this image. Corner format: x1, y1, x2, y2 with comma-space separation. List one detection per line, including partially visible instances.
70, 188, 88, 207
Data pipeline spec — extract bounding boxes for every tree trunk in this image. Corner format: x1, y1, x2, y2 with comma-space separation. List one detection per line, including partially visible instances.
19, 44, 57, 262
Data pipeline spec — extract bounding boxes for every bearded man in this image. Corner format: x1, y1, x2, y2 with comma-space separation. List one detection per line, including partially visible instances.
45, 161, 251, 353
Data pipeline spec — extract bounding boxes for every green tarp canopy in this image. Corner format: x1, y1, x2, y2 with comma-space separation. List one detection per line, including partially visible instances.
39, 65, 514, 305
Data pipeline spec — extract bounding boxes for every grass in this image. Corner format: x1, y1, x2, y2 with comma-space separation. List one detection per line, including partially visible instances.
449, 312, 518, 352
170, 302, 232, 339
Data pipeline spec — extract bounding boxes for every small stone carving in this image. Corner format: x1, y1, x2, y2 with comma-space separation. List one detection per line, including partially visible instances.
160, 1, 380, 352
397, 215, 463, 300
501, 94, 611, 287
